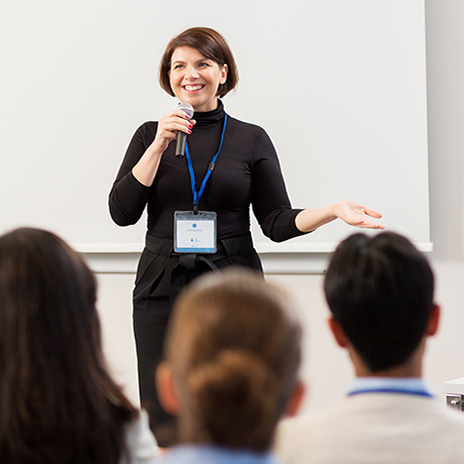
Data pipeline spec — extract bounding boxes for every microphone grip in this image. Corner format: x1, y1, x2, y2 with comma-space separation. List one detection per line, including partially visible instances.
176, 131, 187, 158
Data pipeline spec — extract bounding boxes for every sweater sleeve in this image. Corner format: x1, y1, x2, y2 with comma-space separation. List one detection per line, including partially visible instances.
250, 126, 307, 243
121, 410, 160, 463
108, 123, 154, 226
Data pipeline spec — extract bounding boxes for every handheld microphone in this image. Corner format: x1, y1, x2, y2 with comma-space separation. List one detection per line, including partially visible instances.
175, 102, 194, 158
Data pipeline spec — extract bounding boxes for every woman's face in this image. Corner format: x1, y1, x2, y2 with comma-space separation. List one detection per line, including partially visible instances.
169, 46, 228, 112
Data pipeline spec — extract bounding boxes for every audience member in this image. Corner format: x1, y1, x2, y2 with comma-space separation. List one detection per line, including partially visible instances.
0, 227, 159, 463
155, 269, 304, 463
275, 231, 464, 464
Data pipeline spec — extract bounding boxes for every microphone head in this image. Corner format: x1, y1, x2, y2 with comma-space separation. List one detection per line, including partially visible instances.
178, 102, 194, 120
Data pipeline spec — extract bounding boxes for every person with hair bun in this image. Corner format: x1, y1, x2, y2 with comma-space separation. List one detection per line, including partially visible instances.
155, 269, 305, 462
0, 227, 159, 464
109, 26, 383, 442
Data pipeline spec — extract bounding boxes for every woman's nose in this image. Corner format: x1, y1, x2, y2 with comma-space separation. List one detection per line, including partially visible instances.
186, 65, 199, 79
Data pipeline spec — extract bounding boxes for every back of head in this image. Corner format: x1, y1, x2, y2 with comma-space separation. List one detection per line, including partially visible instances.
0, 227, 99, 387
0, 227, 135, 463
165, 269, 301, 452
323, 231, 435, 372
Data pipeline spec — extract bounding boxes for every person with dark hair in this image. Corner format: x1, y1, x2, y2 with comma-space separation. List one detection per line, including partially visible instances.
0, 227, 159, 464
155, 268, 304, 463
108, 26, 384, 443
275, 231, 464, 464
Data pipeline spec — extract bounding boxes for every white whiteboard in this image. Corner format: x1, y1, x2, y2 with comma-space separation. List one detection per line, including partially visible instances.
0, 0, 430, 253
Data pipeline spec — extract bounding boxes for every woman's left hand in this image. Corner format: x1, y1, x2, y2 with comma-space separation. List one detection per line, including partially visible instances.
333, 201, 385, 229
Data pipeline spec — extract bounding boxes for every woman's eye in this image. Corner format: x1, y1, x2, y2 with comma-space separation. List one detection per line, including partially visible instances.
173, 64, 184, 70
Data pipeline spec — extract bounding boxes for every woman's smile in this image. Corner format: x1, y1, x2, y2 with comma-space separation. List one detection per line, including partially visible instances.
183, 84, 205, 92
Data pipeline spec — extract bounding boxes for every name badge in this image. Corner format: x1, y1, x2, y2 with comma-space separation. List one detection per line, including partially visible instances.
174, 211, 217, 254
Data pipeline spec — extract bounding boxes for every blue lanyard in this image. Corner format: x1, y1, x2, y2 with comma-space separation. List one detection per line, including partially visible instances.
347, 378, 434, 399
185, 113, 228, 214
348, 388, 434, 399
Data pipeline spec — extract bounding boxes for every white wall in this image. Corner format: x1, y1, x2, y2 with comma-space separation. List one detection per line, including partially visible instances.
93, 0, 464, 413
0, 0, 431, 253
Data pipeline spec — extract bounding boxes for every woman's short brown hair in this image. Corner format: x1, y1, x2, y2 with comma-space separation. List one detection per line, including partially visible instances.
159, 27, 239, 98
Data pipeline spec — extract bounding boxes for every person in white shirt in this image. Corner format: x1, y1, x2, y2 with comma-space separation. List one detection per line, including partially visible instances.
275, 231, 464, 464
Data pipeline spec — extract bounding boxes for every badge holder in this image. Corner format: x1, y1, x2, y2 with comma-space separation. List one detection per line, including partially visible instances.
174, 211, 217, 254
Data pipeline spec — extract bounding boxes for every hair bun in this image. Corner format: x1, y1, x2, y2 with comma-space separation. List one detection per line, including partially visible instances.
186, 349, 279, 449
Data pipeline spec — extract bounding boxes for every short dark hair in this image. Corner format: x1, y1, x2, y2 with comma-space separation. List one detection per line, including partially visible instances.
323, 231, 435, 372
159, 27, 239, 98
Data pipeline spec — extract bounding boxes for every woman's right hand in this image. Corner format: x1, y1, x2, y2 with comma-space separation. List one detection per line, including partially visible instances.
151, 108, 196, 154
132, 109, 196, 187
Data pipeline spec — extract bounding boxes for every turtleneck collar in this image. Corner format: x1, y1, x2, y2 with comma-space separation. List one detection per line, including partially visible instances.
193, 99, 225, 127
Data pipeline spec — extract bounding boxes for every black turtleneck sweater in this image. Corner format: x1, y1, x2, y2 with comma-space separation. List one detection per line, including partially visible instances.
109, 100, 305, 243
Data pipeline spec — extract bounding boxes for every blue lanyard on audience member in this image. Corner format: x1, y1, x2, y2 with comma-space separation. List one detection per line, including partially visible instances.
348, 388, 434, 398
185, 113, 228, 214
347, 379, 434, 398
